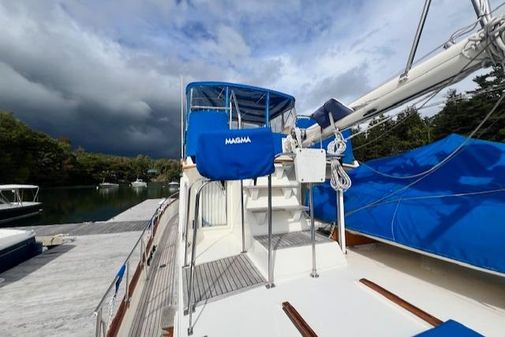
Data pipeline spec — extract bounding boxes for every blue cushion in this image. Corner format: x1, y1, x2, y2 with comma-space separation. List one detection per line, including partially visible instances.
196, 128, 275, 180
186, 110, 228, 157
414, 320, 484, 337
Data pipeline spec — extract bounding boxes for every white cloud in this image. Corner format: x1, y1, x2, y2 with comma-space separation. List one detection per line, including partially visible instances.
0, 0, 501, 156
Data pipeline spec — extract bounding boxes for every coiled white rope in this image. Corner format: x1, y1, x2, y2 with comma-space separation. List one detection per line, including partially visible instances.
327, 130, 352, 191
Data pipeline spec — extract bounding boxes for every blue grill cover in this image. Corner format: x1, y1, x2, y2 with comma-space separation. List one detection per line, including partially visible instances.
186, 110, 228, 157
196, 128, 275, 180
414, 320, 483, 337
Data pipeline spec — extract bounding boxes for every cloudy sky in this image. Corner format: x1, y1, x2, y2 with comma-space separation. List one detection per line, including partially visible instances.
0, 0, 501, 158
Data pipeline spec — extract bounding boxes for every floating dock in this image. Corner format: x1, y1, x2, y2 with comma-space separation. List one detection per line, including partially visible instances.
0, 198, 172, 337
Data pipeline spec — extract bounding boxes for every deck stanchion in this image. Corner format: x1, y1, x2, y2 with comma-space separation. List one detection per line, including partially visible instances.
95, 308, 102, 337
266, 174, 275, 288
183, 184, 192, 267
309, 183, 319, 278
337, 189, 346, 254
125, 261, 130, 304
240, 179, 246, 253
184, 180, 203, 268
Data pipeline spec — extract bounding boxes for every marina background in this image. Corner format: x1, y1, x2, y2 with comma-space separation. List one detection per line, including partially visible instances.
7, 182, 175, 227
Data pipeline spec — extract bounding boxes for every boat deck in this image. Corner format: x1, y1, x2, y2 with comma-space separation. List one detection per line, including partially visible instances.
179, 242, 505, 337
254, 230, 331, 250
128, 215, 179, 337
183, 254, 266, 308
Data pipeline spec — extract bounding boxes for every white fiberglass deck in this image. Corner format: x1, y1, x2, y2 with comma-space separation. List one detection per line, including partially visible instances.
178, 243, 505, 337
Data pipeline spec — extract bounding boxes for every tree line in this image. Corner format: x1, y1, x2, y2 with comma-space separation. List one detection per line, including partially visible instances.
351, 65, 505, 161
2, 65, 504, 186
0, 112, 181, 186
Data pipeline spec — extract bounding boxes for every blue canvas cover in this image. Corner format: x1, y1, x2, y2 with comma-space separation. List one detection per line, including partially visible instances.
196, 128, 275, 180
272, 132, 284, 155
310, 98, 353, 129
311, 134, 505, 274
186, 110, 228, 157
414, 320, 483, 337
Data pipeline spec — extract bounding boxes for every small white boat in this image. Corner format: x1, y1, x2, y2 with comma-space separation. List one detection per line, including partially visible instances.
96, 180, 119, 189
0, 185, 42, 224
130, 178, 147, 188
167, 181, 179, 191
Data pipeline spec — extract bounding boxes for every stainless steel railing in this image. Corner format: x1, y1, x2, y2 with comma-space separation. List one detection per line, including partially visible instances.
186, 181, 211, 335
93, 192, 179, 337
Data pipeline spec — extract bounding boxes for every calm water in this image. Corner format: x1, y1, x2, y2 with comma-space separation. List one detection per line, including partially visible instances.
10, 182, 175, 227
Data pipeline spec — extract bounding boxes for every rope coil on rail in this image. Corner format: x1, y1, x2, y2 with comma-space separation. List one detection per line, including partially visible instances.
327, 130, 352, 191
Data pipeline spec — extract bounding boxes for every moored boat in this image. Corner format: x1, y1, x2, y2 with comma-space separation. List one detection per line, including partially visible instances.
0, 185, 42, 224
130, 178, 147, 188
0, 228, 39, 273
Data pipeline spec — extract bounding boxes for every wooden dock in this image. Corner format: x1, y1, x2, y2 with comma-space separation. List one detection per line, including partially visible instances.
15, 220, 147, 236
0, 198, 170, 337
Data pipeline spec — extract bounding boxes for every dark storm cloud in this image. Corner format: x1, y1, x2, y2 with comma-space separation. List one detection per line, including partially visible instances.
0, 0, 490, 158
0, 1, 181, 157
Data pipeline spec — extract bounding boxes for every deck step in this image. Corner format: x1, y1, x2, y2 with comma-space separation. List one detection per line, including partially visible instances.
244, 183, 299, 200
183, 254, 265, 309
254, 230, 331, 250
246, 204, 308, 222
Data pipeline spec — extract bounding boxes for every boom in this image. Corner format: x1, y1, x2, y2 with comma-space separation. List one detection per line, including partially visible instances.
303, 0, 504, 146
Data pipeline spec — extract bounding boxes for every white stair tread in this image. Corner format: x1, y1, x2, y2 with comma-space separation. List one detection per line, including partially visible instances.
244, 183, 298, 190
246, 204, 308, 212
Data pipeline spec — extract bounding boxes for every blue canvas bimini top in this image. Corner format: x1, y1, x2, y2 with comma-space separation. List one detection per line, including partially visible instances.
186, 81, 295, 124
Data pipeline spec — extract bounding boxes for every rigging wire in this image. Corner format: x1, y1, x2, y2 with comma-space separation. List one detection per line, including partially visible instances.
348, 187, 505, 215
359, 89, 505, 180
347, 88, 505, 216
350, 82, 505, 146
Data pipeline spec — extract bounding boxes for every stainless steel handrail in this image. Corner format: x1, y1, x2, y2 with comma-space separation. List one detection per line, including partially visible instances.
183, 179, 205, 267
93, 191, 179, 337
187, 180, 211, 336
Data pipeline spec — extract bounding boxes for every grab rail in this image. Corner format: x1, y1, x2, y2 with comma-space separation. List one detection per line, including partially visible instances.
93, 191, 179, 337
186, 180, 211, 335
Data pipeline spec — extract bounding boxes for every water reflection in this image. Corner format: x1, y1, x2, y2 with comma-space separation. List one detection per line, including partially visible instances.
8, 182, 171, 227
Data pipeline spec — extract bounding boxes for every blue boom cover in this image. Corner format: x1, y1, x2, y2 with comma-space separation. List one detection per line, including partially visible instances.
196, 128, 275, 180
311, 134, 505, 274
